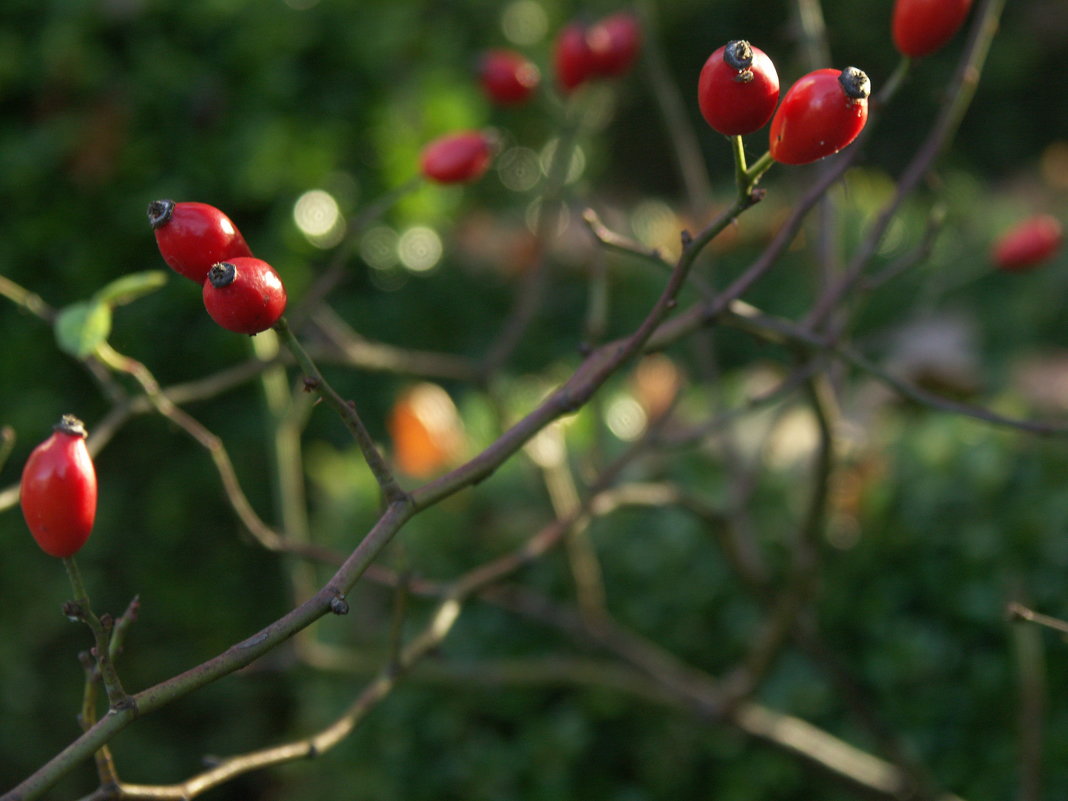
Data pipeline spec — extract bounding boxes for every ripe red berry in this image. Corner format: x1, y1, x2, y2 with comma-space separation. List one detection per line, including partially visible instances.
698, 40, 780, 137
147, 200, 253, 284
554, 21, 595, 92
478, 49, 540, 105
20, 415, 97, 558
420, 131, 495, 184
588, 12, 642, 77
892, 0, 973, 59
992, 215, 1063, 272
769, 67, 871, 165
202, 257, 287, 335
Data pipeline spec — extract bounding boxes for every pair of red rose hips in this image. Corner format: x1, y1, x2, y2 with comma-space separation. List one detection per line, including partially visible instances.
698, 40, 870, 165
147, 199, 286, 335
554, 11, 642, 93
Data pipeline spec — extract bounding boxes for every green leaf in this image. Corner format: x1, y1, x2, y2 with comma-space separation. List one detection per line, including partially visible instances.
93, 270, 168, 307
55, 300, 112, 359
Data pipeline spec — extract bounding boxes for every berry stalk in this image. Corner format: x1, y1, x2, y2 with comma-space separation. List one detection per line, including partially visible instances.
62, 555, 132, 711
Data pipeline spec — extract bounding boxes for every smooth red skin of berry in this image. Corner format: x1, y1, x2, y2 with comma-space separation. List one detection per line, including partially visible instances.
20, 420, 97, 558
554, 21, 594, 92
148, 200, 253, 284
202, 257, 287, 335
479, 49, 540, 105
993, 215, 1064, 272
769, 69, 869, 165
892, 0, 973, 58
698, 42, 780, 137
588, 12, 642, 77
420, 131, 494, 184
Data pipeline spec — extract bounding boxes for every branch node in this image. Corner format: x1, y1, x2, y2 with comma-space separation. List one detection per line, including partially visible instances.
329, 594, 350, 616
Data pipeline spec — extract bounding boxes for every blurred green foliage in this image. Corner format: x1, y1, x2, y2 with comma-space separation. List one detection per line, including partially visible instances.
2, 0, 1068, 799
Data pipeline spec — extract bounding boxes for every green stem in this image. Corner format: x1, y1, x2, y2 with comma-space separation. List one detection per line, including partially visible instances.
731, 135, 748, 194
62, 556, 131, 710
875, 57, 911, 107
273, 316, 408, 506
744, 151, 775, 189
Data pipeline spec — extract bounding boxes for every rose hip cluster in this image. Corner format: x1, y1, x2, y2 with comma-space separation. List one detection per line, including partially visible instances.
554, 11, 642, 93
698, 39, 870, 166
147, 199, 286, 335
427, 11, 644, 187
476, 12, 642, 105
695, 1, 975, 165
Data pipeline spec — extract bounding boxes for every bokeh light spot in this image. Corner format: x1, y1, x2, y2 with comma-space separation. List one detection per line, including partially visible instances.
398, 226, 443, 272
293, 189, 344, 248
501, 0, 548, 46
497, 146, 542, 193
360, 226, 399, 271
540, 139, 586, 185
605, 394, 647, 441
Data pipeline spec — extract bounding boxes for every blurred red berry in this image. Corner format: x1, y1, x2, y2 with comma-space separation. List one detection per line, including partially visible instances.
554, 21, 595, 92
420, 131, 495, 184
479, 49, 540, 105
588, 11, 642, 77
992, 215, 1063, 272
892, 0, 973, 58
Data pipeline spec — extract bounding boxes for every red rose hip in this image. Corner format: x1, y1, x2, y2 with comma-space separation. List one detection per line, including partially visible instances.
992, 215, 1063, 272
147, 199, 253, 284
202, 257, 287, 335
420, 131, 495, 184
479, 49, 540, 105
769, 67, 871, 165
588, 12, 642, 77
20, 415, 97, 558
892, 0, 973, 58
698, 40, 780, 137
554, 20, 595, 92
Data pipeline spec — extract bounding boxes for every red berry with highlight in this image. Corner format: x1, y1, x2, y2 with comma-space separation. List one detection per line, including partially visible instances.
202, 257, 287, 335
479, 49, 540, 105
554, 21, 595, 92
147, 200, 253, 284
20, 415, 97, 558
892, 0, 973, 58
992, 215, 1063, 273
698, 40, 780, 137
769, 67, 871, 165
588, 12, 642, 77
420, 131, 495, 184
